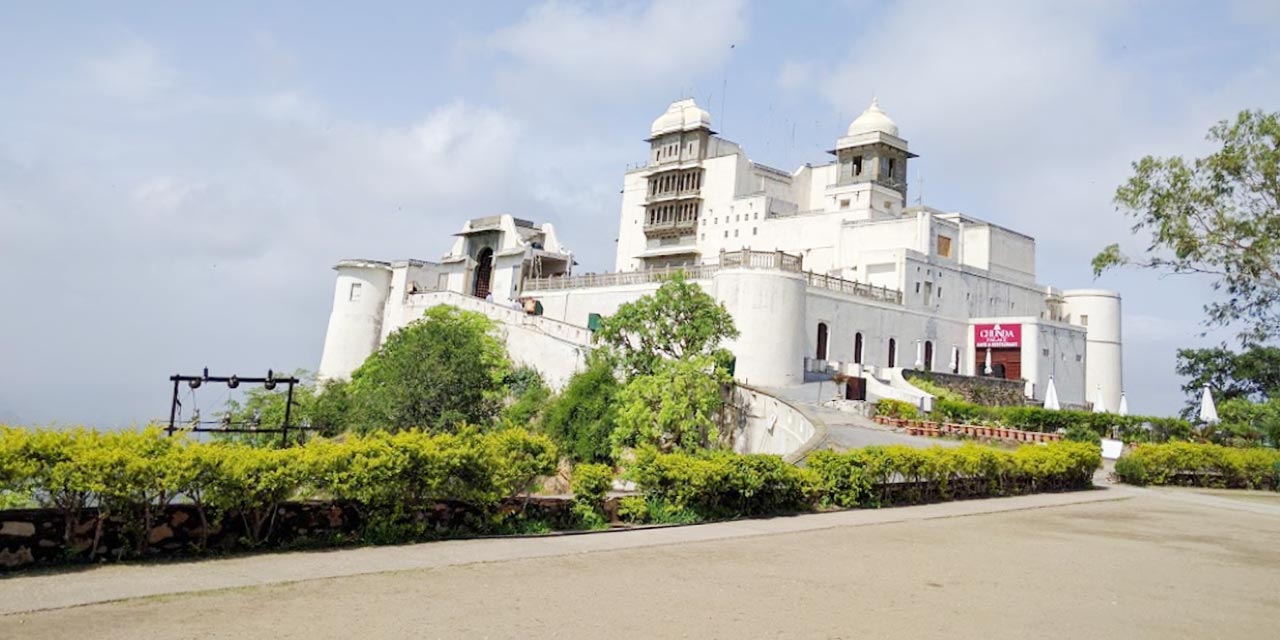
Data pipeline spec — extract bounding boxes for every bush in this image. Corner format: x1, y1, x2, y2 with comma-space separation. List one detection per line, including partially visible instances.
929, 397, 1193, 443
570, 463, 613, 529
874, 399, 919, 420
542, 354, 622, 464
0, 425, 559, 556
1113, 442, 1280, 490
627, 447, 818, 519
809, 442, 1100, 507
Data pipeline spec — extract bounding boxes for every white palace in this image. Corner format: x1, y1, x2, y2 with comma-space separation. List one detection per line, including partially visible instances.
318, 99, 1123, 411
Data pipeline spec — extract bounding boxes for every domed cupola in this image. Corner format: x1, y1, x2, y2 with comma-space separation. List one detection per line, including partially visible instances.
846, 98, 899, 137
649, 98, 713, 139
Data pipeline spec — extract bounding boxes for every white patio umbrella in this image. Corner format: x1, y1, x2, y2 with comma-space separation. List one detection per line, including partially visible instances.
914, 340, 923, 369
1092, 385, 1108, 413
948, 346, 958, 373
983, 348, 993, 375
1118, 392, 1129, 417
1043, 376, 1061, 410
1198, 385, 1219, 424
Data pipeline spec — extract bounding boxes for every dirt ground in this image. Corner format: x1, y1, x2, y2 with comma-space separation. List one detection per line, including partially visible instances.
3, 491, 1278, 639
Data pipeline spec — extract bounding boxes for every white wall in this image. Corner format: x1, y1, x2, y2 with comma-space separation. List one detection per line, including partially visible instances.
317, 262, 392, 381
730, 386, 817, 460
1062, 289, 1123, 411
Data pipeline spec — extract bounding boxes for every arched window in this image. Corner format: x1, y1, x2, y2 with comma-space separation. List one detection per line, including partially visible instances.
853, 332, 864, 365
924, 341, 934, 371
816, 323, 829, 360
887, 338, 897, 367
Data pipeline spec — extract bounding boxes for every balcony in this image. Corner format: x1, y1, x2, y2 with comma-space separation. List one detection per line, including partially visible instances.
643, 217, 697, 237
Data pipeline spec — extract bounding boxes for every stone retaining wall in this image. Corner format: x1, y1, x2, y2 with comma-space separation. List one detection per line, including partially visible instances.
0, 496, 585, 572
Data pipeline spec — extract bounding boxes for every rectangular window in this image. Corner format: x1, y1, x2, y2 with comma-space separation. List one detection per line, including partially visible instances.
753, 227, 758, 235
936, 235, 953, 258
349, 282, 362, 301
915, 282, 921, 293
1081, 315, 1089, 326
840, 199, 850, 209
724, 230, 729, 238
734, 229, 739, 237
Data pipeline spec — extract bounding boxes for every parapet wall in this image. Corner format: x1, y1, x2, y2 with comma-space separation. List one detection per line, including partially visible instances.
727, 385, 824, 462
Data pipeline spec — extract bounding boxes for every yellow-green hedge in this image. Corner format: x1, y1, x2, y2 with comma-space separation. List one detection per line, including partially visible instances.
1114, 442, 1280, 490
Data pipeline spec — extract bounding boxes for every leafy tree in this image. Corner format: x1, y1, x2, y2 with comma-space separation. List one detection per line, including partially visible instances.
611, 356, 726, 457
500, 366, 553, 427
1214, 397, 1278, 447
1174, 344, 1280, 409
595, 272, 739, 378
542, 353, 622, 463
217, 369, 318, 446
345, 305, 511, 433
1093, 110, 1280, 343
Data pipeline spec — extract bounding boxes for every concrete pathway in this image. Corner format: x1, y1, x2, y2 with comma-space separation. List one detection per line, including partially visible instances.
0, 488, 1129, 615
764, 382, 961, 451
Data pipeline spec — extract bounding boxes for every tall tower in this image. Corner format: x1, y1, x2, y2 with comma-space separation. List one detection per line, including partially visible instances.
1061, 289, 1123, 412
639, 98, 713, 268
831, 99, 916, 209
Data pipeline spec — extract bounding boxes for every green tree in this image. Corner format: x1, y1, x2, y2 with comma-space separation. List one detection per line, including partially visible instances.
1175, 344, 1280, 410
346, 305, 511, 433
594, 272, 739, 377
542, 352, 622, 463
1093, 110, 1280, 343
611, 356, 726, 456
500, 366, 553, 427
218, 369, 318, 446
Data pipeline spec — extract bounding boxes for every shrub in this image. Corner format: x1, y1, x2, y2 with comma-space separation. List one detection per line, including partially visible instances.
1113, 442, 1280, 490
809, 442, 1100, 507
930, 397, 1193, 443
570, 463, 613, 529
627, 447, 818, 519
874, 399, 920, 420
1, 425, 559, 556
542, 354, 622, 464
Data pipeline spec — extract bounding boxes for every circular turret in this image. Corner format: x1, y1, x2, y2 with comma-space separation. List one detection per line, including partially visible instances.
317, 260, 392, 382
1061, 289, 1123, 412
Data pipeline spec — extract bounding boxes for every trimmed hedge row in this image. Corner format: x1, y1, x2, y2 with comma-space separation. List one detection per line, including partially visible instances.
1113, 442, 1280, 490
928, 398, 1193, 442
0, 426, 557, 555
625, 441, 1101, 520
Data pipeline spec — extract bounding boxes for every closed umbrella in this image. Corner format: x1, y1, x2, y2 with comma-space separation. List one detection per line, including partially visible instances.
948, 346, 958, 373
1092, 385, 1108, 413
914, 340, 923, 369
1198, 385, 1219, 424
983, 348, 993, 375
1043, 376, 1061, 410
1118, 392, 1129, 417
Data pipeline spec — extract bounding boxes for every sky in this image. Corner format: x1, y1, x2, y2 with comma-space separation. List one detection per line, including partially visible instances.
1, 0, 1278, 425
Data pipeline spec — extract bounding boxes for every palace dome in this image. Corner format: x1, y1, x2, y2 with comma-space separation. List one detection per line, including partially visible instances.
846, 98, 899, 137
650, 99, 712, 137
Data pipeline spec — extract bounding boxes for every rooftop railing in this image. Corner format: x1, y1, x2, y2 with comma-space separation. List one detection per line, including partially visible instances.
804, 271, 903, 305
523, 249, 902, 305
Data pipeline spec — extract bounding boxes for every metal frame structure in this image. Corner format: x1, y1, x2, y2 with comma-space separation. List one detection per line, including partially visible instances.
166, 367, 317, 446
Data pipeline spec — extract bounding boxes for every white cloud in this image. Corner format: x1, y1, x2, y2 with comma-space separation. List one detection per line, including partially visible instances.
486, 0, 748, 100
82, 41, 178, 100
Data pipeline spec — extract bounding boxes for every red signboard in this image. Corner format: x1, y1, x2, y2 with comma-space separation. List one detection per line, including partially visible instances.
974, 323, 1021, 348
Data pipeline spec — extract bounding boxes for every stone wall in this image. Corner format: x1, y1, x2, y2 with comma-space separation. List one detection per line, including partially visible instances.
903, 369, 1027, 407
1, 496, 585, 572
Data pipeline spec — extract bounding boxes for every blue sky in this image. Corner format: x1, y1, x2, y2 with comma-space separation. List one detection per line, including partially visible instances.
1, 0, 1278, 425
